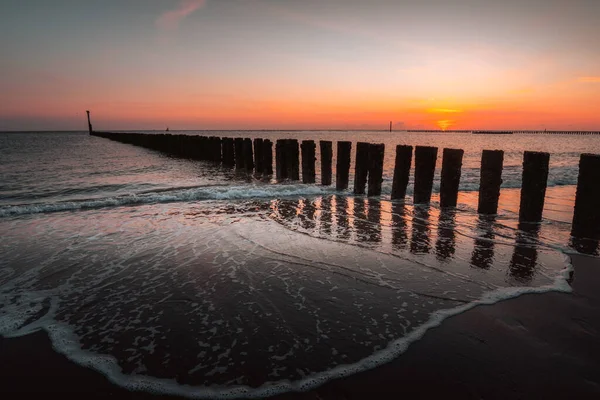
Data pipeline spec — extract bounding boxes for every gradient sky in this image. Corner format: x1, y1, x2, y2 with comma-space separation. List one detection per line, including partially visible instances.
1, 0, 599, 131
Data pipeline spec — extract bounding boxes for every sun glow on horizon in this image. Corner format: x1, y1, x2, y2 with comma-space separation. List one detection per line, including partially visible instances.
1, 0, 599, 131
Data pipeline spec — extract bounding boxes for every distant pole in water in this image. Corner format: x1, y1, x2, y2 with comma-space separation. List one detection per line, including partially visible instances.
86, 110, 93, 134
390, 121, 392, 132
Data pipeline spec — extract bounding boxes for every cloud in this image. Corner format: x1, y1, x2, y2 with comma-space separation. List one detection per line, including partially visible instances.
577, 77, 600, 83
156, 0, 206, 30
427, 108, 463, 114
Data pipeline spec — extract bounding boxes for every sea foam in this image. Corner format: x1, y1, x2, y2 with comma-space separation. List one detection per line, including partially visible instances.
0, 184, 338, 217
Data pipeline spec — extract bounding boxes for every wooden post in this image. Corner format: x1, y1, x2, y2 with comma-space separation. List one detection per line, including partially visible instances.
367, 143, 385, 196
222, 138, 235, 167
391, 145, 412, 200
276, 139, 286, 180
254, 138, 264, 174
439, 148, 464, 207
572, 154, 600, 239
189, 135, 201, 160
213, 137, 222, 163
243, 138, 254, 172
286, 139, 300, 180
262, 139, 273, 176
478, 150, 504, 214
301, 140, 316, 184
320, 141, 332, 186
234, 138, 244, 170
86, 110, 93, 134
519, 151, 549, 222
336, 141, 352, 190
413, 146, 438, 204
354, 142, 370, 194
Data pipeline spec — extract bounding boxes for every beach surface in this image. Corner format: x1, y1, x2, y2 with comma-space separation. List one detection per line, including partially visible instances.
1, 253, 599, 399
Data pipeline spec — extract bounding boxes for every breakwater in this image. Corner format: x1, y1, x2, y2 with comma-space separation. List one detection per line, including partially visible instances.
90, 131, 600, 241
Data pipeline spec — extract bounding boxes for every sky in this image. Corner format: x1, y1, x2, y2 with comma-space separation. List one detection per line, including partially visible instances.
1, 0, 599, 131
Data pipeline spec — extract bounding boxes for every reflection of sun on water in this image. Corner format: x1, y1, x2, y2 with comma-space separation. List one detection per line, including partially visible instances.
437, 119, 454, 131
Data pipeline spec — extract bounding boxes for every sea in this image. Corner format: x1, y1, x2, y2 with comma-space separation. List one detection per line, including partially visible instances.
0, 130, 598, 398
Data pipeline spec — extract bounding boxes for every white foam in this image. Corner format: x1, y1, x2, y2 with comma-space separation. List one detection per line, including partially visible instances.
0, 184, 338, 217
0, 254, 573, 399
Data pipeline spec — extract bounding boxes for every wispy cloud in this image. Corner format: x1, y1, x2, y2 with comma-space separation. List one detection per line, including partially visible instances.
427, 108, 463, 114
577, 76, 600, 83
156, 0, 206, 30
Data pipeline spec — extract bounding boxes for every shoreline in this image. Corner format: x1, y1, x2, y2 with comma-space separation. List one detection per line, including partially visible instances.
1, 254, 599, 398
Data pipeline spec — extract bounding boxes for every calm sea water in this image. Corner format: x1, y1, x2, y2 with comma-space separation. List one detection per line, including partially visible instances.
0, 131, 598, 397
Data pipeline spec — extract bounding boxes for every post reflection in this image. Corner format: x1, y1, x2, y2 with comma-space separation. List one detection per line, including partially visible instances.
391, 202, 409, 251
334, 195, 351, 240
302, 199, 316, 230
470, 215, 496, 270
435, 209, 456, 261
509, 222, 540, 285
410, 206, 431, 254
365, 198, 382, 243
353, 198, 369, 242
319, 196, 333, 236
352, 198, 382, 243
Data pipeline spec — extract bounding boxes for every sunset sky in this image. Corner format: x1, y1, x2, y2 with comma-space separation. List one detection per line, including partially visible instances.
1, 0, 599, 131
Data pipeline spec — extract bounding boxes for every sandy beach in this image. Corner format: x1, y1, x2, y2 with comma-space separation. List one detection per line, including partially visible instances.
1, 253, 598, 399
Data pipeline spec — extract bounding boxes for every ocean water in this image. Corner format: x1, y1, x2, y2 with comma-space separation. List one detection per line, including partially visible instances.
0, 131, 598, 398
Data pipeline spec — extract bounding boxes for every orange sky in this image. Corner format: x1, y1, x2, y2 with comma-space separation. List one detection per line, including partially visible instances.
1, 0, 599, 131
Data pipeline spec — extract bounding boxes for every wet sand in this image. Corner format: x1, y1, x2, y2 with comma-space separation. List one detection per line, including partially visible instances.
1, 254, 599, 399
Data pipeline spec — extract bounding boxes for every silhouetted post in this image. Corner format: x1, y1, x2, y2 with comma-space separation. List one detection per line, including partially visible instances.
286, 139, 300, 180
572, 153, 600, 239
213, 137, 222, 163
301, 140, 316, 184
254, 138, 264, 173
263, 139, 273, 176
367, 143, 385, 196
86, 110, 93, 134
336, 141, 351, 190
222, 138, 235, 167
234, 138, 244, 170
391, 145, 412, 200
354, 142, 370, 194
320, 141, 332, 186
478, 150, 504, 214
243, 138, 254, 172
439, 148, 464, 207
519, 151, 549, 222
413, 146, 438, 204
389, 121, 392, 132
276, 139, 286, 180
192, 135, 204, 160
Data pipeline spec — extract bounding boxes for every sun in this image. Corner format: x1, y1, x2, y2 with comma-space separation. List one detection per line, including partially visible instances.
436, 119, 455, 131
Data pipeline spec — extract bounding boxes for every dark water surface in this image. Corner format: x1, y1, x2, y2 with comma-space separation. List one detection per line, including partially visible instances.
0, 131, 596, 397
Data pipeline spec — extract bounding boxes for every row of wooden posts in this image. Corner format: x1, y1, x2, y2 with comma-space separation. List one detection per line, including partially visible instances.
90, 131, 600, 239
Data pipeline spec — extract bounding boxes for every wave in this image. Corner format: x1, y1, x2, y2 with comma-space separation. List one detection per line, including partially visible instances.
0, 184, 339, 217
3, 256, 573, 399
